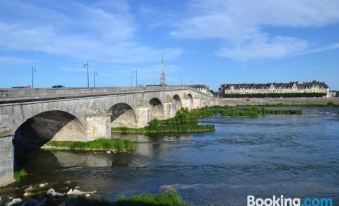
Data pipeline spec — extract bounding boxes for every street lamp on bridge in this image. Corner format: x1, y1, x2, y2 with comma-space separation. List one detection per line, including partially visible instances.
83, 61, 89, 88
93, 71, 98, 88
31, 66, 37, 88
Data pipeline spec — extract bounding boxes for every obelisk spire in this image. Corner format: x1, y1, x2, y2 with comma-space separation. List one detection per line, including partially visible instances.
160, 55, 166, 86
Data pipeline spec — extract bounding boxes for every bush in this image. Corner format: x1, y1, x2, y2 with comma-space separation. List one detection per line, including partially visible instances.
14, 169, 28, 182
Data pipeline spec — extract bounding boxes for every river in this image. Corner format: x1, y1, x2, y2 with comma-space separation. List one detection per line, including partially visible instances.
0, 107, 339, 205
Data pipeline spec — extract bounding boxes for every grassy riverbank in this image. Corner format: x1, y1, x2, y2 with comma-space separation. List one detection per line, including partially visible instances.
43, 139, 134, 152
72, 190, 187, 206
112, 106, 302, 134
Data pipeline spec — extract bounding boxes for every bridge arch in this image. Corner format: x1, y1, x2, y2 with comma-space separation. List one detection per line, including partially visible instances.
13, 110, 85, 170
109, 103, 137, 128
149, 97, 164, 120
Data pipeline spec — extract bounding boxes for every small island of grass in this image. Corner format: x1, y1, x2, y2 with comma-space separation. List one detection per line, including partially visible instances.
112, 106, 302, 134
187, 105, 302, 118
72, 190, 187, 206
43, 139, 134, 153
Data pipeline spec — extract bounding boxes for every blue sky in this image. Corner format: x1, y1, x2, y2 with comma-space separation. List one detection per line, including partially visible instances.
0, 0, 339, 90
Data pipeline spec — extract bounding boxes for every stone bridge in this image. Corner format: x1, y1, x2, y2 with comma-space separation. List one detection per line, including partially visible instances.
0, 86, 215, 187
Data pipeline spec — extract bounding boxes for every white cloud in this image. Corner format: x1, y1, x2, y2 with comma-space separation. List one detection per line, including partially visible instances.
0, 0, 182, 64
0, 56, 33, 65
218, 37, 309, 61
171, 0, 339, 61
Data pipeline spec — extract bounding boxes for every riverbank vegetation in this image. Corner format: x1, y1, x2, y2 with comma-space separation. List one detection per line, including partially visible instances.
14, 169, 28, 182
112, 106, 302, 134
72, 190, 187, 206
112, 108, 215, 134
185, 106, 302, 118
43, 139, 134, 152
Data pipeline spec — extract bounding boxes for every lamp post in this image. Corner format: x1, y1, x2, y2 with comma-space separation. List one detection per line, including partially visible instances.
135, 69, 138, 86
93, 71, 98, 88
31, 66, 37, 88
83, 61, 89, 88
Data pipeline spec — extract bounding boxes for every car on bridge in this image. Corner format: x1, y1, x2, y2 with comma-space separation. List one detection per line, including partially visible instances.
51, 85, 65, 88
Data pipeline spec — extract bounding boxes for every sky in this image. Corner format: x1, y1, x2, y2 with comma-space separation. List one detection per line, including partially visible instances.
0, 0, 339, 90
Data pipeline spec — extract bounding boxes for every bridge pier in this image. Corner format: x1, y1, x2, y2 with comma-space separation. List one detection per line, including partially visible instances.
0, 136, 14, 187
163, 103, 176, 119
182, 99, 193, 110
136, 107, 151, 128
85, 115, 111, 140
193, 98, 201, 109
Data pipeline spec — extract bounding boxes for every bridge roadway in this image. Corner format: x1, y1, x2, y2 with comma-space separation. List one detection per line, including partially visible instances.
0, 86, 215, 187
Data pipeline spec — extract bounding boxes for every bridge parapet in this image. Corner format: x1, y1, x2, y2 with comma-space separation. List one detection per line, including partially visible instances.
0, 86, 196, 103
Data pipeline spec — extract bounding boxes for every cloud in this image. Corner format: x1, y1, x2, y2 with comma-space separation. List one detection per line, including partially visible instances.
0, 0, 182, 64
0, 56, 34, 66
170, 0, 339, 61
218, 37, 309, 61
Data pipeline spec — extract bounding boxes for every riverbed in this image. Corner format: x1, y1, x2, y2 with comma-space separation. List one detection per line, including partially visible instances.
0, 107, 338, 205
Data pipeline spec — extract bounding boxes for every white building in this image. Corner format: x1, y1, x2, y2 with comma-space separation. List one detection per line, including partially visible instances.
219, 81, 329, 96
190, 84, 210, 93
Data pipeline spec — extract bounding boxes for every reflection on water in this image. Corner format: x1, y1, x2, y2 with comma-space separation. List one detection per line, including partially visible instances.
0, 107, 339, 206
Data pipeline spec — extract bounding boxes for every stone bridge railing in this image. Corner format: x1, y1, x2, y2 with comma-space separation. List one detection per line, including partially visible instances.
0, 86, 213, 103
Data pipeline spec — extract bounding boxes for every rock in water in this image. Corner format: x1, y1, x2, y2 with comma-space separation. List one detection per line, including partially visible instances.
67, 189, 96, 196
39, 183, 48, 188
6, 198, 22, 206
67, 189, 83, 196
46, 188, 63, 197
24, 186, 34, 192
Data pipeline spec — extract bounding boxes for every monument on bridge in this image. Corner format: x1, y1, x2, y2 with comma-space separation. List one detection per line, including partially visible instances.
160, 55, 166, 86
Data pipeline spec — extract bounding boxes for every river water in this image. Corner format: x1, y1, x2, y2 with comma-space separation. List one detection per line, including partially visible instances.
1, 107, 339, 205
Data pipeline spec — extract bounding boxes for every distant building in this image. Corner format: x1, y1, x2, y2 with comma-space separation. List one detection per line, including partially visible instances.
219, 81, 329, 96
190, 84, 210, 93
328, 90, 337, 97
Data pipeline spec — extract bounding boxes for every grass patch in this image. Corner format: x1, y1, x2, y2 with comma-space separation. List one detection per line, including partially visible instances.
44, 139, 134, 152
185, 106, 302, 118
112, 108, 215, 134
111, 125, 215, 134
70, 190, 187, 206
14, 169, 28, 182
112, 106, 302, 134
